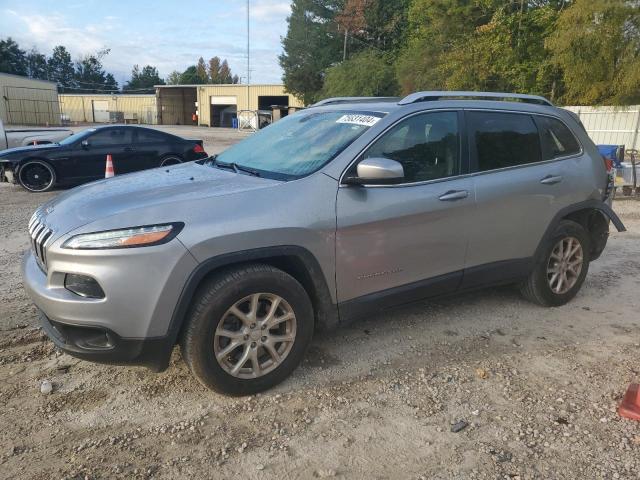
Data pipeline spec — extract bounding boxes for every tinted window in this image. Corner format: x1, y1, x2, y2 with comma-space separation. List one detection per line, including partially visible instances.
537, 116, 580, 160
363, 111, 460, 183
469, 112, 541, 171
136, 129, 167, 143
88, 128, 133, 147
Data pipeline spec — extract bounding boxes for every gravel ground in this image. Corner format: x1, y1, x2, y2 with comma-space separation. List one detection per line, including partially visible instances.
0, 173, 639, 479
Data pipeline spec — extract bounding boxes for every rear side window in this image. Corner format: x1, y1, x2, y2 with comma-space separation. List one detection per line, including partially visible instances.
136, 129, 168, 143
536, 116, 581, 160
469, 111, 541, 171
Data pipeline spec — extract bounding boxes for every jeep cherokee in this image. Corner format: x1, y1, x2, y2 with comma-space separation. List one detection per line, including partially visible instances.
23, 91, 625, 395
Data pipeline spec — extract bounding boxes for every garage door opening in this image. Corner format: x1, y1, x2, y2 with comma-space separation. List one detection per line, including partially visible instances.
258, 95, 289, 111
210, 96, 237, 128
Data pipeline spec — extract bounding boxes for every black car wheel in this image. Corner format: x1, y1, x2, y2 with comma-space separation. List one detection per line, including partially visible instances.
160, 155, 182, 167
18, 160, 56, 192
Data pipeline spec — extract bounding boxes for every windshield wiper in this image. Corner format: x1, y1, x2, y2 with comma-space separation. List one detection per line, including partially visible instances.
214, 159, 261, 177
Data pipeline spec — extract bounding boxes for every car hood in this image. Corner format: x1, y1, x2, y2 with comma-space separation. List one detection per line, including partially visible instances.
0, 143, 62, 159
36, 162, 281, 238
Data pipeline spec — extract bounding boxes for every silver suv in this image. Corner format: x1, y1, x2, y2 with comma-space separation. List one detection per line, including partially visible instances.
23, 91, 625, 395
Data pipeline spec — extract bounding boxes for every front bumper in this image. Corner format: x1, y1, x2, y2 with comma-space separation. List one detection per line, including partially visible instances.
22, 236, 198, 370
38, 309, 172, 371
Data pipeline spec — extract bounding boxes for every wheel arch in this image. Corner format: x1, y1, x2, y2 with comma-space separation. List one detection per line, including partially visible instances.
167, 246, 339, 347
533, 199, 625, 263
160, 153, 184, 165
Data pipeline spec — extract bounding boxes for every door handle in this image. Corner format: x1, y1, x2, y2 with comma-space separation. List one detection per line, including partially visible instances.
540, 175, 563, 185
438, 190, 469, 201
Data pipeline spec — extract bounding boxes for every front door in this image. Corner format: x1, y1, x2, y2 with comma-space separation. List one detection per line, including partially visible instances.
336, 110, 474, 307
72, 127, 135, 180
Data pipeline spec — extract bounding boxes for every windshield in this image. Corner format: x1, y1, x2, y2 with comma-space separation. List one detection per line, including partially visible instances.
58, 129, 95, 146
212, 110, 385, 179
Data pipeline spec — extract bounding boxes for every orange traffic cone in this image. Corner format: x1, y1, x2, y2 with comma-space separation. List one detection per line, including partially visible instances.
105, 154, 115, 178
619, 384, 640, 421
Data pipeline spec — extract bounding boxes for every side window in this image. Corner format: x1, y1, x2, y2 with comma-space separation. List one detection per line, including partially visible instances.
536, 116, 581, 160
88, 128, 133, 147
469, 111, 541, 171
363, 111, 460, 183
136, 129, 167, 144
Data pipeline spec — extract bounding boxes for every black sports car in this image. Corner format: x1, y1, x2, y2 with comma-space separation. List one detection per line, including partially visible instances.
0, 125, 208, 192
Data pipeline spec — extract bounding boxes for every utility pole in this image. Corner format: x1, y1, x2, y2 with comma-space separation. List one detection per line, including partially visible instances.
343, 28, 348, 61
247, 0, 250, 112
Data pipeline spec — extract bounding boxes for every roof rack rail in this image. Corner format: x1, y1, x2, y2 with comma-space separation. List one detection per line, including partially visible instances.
398, 91, 553, 107
310, 97, 399, 107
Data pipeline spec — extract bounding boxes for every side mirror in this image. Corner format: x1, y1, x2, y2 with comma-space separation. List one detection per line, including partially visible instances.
344, 157, 404, 185
81, 140, 90, 149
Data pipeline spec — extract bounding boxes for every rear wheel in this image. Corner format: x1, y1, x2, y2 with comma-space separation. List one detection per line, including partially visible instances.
160, 155, 182, 167
180, 264, 314, 395
18, 160, 56, 192
520, 220, 590, 306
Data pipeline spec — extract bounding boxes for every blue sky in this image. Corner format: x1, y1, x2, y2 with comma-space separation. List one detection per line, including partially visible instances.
0, 0, 291, 86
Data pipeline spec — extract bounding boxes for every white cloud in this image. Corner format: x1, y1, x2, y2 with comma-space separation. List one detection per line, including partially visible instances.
2, 3, 289, 85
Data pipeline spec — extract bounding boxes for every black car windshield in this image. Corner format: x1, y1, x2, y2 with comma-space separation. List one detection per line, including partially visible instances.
211, 110, 385, 179
58, 129, 95, 146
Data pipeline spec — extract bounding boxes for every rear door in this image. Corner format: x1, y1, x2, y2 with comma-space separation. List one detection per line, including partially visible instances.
463, 110, 581, 286
72, 128, 135, 179
336, 110, 474, 306
134, 128, 172, 169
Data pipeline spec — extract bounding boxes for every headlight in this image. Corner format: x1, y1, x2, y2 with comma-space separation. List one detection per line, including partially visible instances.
62, 223, 183, 250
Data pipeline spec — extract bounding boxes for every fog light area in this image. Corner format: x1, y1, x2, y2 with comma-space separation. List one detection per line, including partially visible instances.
64, 273, 105, 299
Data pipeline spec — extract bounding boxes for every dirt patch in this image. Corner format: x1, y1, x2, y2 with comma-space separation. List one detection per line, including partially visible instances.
1, 182, 639, 479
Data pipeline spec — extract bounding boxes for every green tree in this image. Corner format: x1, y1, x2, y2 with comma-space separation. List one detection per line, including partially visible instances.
166, 70, 182, 85
48, 46, 75, 91
279, 0, 344, 104
26, 48, 48, 80
179, 65, 200, 84
0, 37, 27, 76
548, 0, 640, 105
74, 49, 118, 93
322, 50, 399, 97
124, 64, 164, 93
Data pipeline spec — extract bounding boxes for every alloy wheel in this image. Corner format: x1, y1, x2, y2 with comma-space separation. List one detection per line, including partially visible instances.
547, 236, 583, 295
213, 293, 297, 379
20, 163, 53, 192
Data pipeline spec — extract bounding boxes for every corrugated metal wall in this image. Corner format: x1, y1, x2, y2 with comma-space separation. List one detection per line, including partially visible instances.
0, 73, 60, 125
58, 94, 158, 124
564, 105, 640, 150
196, 85, 303, 127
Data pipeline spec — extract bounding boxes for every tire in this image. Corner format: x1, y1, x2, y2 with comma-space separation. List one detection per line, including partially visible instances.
520, 220, 591, 307
180, 264, 314, 395
160, 155, 182, 167
18, 160, 56, 192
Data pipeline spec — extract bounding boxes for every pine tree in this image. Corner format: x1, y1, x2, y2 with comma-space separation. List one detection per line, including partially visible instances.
0, 37, 27, 76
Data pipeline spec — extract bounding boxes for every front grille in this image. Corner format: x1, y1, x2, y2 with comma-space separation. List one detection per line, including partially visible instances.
28, 212, 54, 271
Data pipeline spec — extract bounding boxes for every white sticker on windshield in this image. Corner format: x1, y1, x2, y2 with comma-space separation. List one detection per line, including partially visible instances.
336, 114, 381, 127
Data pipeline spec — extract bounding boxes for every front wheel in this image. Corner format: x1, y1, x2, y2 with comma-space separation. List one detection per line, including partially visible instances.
180, 264, 314, 395
520, 220, 590, 307
18, 160, 56, 192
